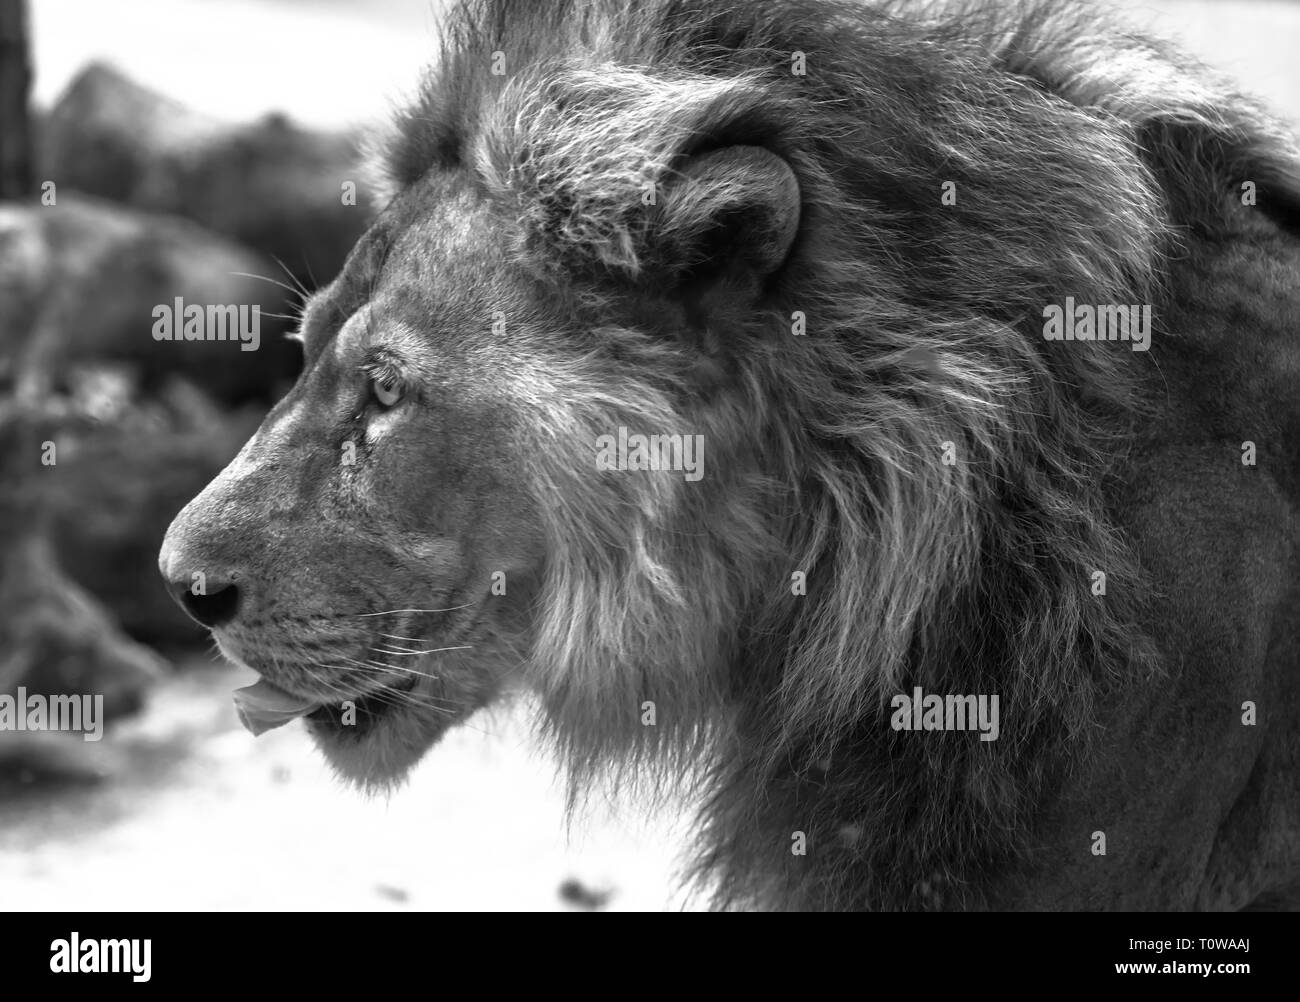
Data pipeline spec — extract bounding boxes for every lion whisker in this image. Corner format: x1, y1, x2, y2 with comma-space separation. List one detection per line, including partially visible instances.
301, 663, 355, 704
337, 654, 442, 685
229, 270, 307, 306
356, 605, 472, 617
272, 254, 314, 303
373, 644, 423, 655
312, 663, 457, 713
373, 644, 473, 657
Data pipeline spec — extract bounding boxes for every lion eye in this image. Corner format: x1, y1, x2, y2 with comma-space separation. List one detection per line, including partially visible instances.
372, 377, 403, 408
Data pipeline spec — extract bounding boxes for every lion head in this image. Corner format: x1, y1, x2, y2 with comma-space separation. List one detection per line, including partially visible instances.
160, 0, 1300, 910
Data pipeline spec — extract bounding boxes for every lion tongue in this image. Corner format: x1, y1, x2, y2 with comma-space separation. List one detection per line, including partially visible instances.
232, 680, 319, 737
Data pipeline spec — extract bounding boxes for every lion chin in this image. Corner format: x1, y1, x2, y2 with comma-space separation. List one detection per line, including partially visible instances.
303, 693, 455, 791
217, 636, 471, 791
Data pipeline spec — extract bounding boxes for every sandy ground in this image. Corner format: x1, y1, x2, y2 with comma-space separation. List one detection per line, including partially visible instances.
0, 660, 699, 910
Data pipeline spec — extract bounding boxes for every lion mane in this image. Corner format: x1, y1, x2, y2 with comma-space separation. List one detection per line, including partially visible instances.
376, 0, 1300, 909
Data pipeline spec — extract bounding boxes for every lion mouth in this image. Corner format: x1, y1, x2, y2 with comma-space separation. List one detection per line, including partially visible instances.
304, 675, 418, 738
224, 632, 478, 787
232, 675, 418, 739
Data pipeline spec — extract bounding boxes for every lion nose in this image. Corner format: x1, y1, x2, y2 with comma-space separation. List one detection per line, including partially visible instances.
159, 528, 244, 630
158, 465, 276, 632
165, 575, 242, 629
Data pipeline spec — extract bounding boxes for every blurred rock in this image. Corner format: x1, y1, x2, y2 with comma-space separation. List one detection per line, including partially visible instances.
40, 62, 370, 292
0, 193, 300, 404
0, 728, 124, 796
0, 409, 164, 726
39, 62, 224, 204
0, 193, 296, 655
0, 535, 165, 720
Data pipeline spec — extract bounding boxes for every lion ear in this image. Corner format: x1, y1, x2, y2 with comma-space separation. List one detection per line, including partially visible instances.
645, 145, 801, 290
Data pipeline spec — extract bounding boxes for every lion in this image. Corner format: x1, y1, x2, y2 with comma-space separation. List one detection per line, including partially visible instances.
158, 0, 1300, 910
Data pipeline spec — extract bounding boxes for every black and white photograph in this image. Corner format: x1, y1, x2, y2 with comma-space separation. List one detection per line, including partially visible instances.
0, 0, 1297, 959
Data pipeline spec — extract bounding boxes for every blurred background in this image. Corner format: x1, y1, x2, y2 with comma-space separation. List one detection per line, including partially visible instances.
0, 0, 1296, 911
